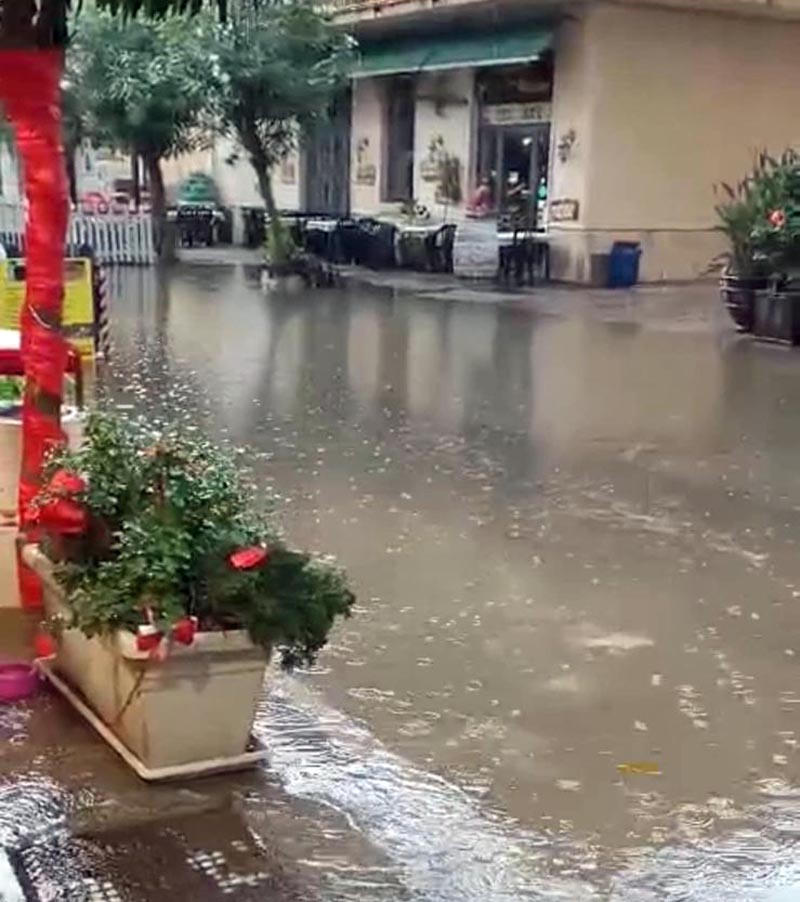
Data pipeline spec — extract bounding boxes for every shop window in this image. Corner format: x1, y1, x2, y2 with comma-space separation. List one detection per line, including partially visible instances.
383, 77, 415, 203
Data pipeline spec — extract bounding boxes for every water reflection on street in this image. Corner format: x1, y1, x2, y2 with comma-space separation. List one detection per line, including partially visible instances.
99, 263, 800, 900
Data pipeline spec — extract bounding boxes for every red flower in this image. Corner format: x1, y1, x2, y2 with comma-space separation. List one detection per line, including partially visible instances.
33, 632, 57, 659
769, 209, 787, 229
136, 626, 163, 653
48, 469, 86, 496
171, 617, 198, 646
37, 497, 88, 536
228, 546, 269, 571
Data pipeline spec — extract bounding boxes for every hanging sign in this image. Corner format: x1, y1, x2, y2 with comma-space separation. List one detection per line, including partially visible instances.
549, 199, 580, 222
0, 258, 96, 358
483, 102, 552, 126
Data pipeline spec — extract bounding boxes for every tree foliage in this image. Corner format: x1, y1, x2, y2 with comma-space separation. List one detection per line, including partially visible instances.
62, 1, 351, 263
67, 10, 216, 230
215, 1, 352, 169
69, 12, 213, 160
212, 0, 353, 263
0, 0, 225, 49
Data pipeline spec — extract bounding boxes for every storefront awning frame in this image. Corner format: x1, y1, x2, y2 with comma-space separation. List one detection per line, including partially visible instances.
353, 25, 554, 79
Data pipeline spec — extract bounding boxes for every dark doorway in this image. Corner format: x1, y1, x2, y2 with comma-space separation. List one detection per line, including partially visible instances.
384, 78, 415, 202
303, 89, 352, 216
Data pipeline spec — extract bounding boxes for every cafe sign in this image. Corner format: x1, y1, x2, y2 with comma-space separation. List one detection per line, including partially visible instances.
549, 198, 580, 222
483, 102, 552, 126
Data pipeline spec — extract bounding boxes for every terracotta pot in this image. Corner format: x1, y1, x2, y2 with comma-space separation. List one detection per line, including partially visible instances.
24, 545, 269, 771
720, 273, 768, 333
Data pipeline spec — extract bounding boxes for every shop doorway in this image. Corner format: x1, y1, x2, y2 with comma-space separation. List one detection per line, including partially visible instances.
303, 89, 352, 216
476, 123, 550, 226
384, 77, 415, 202
473, 60, 553, 227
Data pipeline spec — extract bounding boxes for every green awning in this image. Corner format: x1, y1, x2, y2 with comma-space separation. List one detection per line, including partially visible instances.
354, 25, 552, 78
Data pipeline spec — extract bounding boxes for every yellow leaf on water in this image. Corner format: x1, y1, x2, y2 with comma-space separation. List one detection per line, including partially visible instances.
617, 761, 662, 776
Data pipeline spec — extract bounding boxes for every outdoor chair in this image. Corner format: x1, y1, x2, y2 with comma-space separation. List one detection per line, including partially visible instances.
333, 219, 359, 264
303, 222, 332, 259
425, 223, 457, 273
243, 208, 266, 248
355, 219, 397, 269
498, 230, 550, 287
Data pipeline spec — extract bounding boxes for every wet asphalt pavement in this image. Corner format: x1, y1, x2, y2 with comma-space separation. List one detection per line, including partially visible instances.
2, 262, 800, 901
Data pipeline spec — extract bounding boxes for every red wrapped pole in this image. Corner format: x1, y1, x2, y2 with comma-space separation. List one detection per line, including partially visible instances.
0, 49, 69, 606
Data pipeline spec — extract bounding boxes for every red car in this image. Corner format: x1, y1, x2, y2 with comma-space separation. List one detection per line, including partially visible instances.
79, 191, 110, 215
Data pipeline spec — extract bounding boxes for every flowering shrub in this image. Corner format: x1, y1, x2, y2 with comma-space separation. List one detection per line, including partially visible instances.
714, 149, 800, 277
752, 198, 800, 274
34, 412, 355, 669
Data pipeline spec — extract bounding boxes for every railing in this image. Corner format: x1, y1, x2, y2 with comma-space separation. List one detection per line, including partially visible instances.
0, 202, 156, 265
324, 0, 400, 12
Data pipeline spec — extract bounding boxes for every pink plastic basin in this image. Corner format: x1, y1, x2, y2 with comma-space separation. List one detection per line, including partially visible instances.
0, 662, 39, 703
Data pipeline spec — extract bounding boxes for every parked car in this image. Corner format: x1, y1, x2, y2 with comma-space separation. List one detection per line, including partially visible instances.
79, 191, 110, 215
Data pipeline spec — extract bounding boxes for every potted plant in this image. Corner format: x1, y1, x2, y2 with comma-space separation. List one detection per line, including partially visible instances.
715, 150, 800, 332
714, 167, 770, 332
25, 412, 355, 776
751, 194, 800, 345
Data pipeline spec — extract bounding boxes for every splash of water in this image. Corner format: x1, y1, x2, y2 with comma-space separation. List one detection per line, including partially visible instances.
256, 676, 800, 902
255, 676, 597, 902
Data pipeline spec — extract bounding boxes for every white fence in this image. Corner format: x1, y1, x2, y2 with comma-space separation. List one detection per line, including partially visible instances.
0, 202, 155, 265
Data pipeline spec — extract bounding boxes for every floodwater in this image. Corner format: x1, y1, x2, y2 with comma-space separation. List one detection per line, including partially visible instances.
5, 262, 800, 900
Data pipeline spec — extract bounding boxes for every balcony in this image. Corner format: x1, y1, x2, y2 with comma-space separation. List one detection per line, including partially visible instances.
326, 0, 800, 27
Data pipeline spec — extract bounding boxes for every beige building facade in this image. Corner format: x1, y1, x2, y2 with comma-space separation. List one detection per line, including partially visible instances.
337, 0, 800, 281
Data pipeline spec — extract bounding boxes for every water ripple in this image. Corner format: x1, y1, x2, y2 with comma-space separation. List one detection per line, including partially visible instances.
255, 676, 597, 902
256, 677, 800, 902
0, 776, 69, 849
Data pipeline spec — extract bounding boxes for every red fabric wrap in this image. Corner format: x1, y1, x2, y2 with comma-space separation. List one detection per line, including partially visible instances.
0, 50, 69, 606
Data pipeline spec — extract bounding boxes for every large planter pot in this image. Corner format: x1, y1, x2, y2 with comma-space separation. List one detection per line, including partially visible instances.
753, 289, 800, 346
24, 545, 268, 773
720, 273, 768, 332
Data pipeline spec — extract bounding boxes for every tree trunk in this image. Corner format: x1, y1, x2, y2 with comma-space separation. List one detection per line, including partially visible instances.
143, 152, 169, 260
131, 153, 141, 212
65, 144, 78, 207
258, 164, 292, 269
240, 126, 291, 268
0, 49, 69, 606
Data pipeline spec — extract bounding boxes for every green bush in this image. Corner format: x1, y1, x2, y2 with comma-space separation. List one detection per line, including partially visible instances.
36, 411, 354, 669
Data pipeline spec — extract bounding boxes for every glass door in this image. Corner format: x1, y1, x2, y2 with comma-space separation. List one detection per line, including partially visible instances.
477, 123, 550, 227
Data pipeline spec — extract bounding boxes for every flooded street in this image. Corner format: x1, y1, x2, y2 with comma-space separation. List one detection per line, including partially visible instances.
4, 262, 800, 900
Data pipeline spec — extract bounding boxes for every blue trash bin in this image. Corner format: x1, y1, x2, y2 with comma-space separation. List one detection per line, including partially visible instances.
608, 242, 642, 288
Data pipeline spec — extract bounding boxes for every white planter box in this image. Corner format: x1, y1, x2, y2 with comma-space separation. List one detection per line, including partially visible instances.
0, 408, 84, 513
0, 524, 19, 607
24, 546, 268, 774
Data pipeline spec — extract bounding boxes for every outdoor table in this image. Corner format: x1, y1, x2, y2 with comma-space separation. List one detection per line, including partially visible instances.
398, 224, 439, 235
303, 218, 367, 265
175, 205, 217, 248
304, 219, 338, 233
